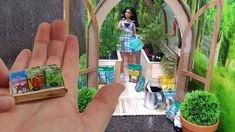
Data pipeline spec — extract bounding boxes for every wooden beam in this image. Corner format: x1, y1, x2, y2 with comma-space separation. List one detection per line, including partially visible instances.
205, 0, 223, 91
85, 0, 99, 87
79, 67, 97, 75
181, 70, 206, 83
64, 0, 70, 34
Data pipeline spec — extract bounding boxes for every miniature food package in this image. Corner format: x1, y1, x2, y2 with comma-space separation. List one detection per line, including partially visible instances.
26, 66, 44, 91
135, 76, 145, 92
128, 64, 142, 83
44, 64, 63, 88
9, 71, 29, 94
106, 66, 115, 84
98, 66, 107, 84
98, 66, 115, 84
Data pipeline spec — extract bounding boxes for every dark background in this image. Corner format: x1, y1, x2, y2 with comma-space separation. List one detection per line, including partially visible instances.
0, 0, 63, 68
0, 0, 86, 68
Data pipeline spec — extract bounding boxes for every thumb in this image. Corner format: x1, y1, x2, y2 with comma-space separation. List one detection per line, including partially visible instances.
0, 92, 15, 112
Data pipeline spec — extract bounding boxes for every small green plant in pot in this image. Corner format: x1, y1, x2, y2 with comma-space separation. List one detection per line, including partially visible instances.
180, 90, 220, 132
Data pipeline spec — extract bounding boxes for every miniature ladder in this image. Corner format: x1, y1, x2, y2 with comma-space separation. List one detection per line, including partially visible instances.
176, 0, 223, 101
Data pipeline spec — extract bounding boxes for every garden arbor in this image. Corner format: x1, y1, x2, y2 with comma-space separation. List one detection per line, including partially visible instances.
64, 0, 223, 101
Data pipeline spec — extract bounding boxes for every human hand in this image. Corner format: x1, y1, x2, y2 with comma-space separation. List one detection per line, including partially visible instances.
0, 20, 124, 132
0, 58, 15, 112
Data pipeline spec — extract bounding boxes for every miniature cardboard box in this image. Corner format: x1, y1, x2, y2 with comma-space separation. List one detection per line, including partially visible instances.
9, 64, 67, 103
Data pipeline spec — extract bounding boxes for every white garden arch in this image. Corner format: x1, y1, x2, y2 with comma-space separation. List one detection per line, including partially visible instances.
87, 0, 193, 101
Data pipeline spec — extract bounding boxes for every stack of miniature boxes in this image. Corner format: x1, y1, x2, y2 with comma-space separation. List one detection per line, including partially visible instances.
9, 64, 65, 102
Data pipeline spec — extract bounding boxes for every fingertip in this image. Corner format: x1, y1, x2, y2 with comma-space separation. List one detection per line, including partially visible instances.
51, 20, 66, 41
0, 96, 15, 112
52, 19, 65, 26
65, 35, 79, 50
20, 49, 32, 57
0, 59, 9, 87
35, 22, 51, 44
11, 49, 32, 72
38, 22, 51, 28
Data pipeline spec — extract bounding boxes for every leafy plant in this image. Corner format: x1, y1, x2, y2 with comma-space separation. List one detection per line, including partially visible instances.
161, 55, 177, 76
140, 0, 171, 58
78, 54, 87, 88
180, 90, 220, 126
100, 9, 123, 58
78, 88, 96, 112
79, 54, 87, 70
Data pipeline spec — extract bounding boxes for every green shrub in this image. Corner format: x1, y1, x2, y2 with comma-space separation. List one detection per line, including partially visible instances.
78, 88, 96, 113
180, 90, 220, 126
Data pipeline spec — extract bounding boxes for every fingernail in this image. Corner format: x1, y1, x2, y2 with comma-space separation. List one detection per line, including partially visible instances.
0, 96, 15, 112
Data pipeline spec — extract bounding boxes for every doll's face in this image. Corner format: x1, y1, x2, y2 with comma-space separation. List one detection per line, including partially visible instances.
125, 9, 132, 18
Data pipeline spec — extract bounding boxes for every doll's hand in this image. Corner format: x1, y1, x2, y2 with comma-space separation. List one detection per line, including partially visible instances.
124, 29, 130, 33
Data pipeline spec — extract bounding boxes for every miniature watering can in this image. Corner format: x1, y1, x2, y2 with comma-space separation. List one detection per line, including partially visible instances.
144, 81, 165, 109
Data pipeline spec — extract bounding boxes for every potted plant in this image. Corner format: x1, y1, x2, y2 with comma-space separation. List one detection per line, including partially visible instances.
139, 19, 170, 82
180, 90, 220, 132
138, 1, 173, 82
142, 18, 168, 62
139, 0, 170, 62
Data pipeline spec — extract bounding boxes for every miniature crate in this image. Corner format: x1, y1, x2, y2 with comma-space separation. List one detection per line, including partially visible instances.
9, 64, 67, 103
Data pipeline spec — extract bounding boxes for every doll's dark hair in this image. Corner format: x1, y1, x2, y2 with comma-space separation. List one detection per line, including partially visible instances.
122, 7, 139, 28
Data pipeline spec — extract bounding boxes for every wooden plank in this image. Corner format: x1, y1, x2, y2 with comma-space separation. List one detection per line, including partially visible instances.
99, 61, 116, 66
64, 0, 70, 34
79, 67, 97, 75
205, 0, 223, 91
14, 87, 67, 103
181, 70, 206, 83
114, 60, 121, 83
85, 0, 99, 87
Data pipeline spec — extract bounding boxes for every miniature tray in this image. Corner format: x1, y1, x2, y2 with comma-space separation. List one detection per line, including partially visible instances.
9, 64, 67, 103
11, 86, 67, 103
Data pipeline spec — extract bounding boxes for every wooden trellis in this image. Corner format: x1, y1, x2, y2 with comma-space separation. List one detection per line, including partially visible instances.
176, 0, 223, 101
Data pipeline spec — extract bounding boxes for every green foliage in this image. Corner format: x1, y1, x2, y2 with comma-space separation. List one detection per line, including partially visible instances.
100, 9, 123, 57
142, 18, 168, 56
218, 0, 235, 66
78, 54, 87, 88
140, 0, 171, 56
79, 54, 87, 70
211, 66, 235, 132
188, 50, 208, 91
161, 55, 176, 76
181, 90, 220, 126
78, 88, 97, 112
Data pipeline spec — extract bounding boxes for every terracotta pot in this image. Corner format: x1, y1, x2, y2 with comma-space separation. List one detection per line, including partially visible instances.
180, 115, 219, 132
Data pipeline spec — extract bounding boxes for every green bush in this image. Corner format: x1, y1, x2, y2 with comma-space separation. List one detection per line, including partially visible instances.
180, 90, 220, 126
78, 88, 96, 113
